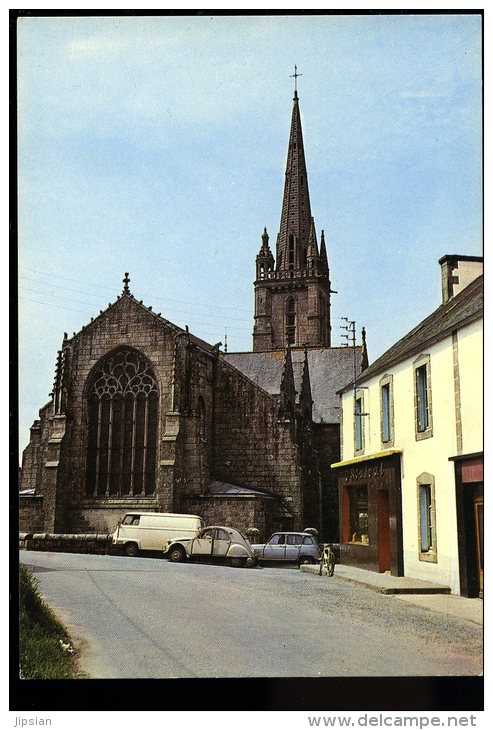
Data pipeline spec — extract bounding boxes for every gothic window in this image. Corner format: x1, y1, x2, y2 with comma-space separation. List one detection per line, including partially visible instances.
286, 297, 296, 345
86, 348, 158, 497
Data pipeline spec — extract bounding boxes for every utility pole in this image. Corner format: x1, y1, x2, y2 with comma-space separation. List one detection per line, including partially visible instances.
340, 317, 357, 406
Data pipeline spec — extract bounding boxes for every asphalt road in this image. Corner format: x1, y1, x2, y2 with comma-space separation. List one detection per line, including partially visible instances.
19, 551, 483, 679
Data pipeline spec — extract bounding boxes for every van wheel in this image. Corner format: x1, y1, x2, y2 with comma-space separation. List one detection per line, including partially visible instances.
125, 542, 139, 558
299, 556, 314, 567
230, 557, 245, 568
169, 545, 186, 563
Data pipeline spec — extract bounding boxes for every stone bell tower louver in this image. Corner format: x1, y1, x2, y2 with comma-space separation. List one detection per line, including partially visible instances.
253, 85, 333, 352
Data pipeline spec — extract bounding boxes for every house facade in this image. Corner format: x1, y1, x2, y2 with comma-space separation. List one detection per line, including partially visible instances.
332, 256, 483, 596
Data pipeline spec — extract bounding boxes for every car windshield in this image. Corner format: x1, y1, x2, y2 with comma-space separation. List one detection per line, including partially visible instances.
269, 534, 285, 545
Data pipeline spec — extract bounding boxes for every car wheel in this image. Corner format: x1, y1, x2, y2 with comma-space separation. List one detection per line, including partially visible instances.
299, 556, 314, 567
230, 557, 245, 568
125, 542, 139, 558
169, 545, 186, 563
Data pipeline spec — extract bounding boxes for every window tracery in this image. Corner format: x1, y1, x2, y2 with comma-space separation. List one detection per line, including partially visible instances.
86, 349, 158, 497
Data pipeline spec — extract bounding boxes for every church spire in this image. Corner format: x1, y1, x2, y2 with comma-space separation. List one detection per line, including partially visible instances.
276, 83, 312, 273
253, 81, 334, 351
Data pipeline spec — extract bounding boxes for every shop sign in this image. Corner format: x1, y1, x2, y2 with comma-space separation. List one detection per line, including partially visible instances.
343, 461, 385, 484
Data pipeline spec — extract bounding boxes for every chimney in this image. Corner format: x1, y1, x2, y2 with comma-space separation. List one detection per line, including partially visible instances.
438, 255, 483, 303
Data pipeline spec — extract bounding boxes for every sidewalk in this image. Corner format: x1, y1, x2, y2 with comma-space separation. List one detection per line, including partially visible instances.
300, 563, 483, 625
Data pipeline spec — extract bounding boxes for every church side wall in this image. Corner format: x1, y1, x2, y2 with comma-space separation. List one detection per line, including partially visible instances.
314, 423, 340, 541
212, 360, 305, 529
171, 347, 214, 502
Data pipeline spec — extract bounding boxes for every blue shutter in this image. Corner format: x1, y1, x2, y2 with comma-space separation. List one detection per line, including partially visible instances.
416, 366, 429, 432
382, 384, 390, 442
419, 485, 431, 552
355, 397, 362, 450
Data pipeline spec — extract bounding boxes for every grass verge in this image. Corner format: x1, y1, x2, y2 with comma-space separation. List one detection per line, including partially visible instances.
19, 563, 81, 679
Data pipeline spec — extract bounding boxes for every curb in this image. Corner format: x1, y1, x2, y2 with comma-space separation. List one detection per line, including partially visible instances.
299, 563, 451, 595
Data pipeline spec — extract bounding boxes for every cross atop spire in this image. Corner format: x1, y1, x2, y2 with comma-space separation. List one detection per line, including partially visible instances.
122, 272, 131, 295
290, 65, 302, 96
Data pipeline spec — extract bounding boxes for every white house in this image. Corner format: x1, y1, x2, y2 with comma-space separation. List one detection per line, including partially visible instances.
332, 255, 483, 597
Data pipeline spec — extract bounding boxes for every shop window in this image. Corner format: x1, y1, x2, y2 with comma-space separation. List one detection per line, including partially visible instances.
380, 374, 394, 447
417, 472, 437, 562
343, 485, 369, 544
414, 355, 433, 440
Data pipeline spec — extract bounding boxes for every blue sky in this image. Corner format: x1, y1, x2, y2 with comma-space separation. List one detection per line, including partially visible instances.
17, 13, 482, 456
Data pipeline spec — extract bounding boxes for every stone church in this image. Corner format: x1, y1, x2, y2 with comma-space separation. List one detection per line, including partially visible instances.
19, 87, 367, 541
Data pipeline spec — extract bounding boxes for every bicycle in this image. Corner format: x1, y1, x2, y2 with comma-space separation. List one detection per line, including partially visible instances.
318, 544, 335, 577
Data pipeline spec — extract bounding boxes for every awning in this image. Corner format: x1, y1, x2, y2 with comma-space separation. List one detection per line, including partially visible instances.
331, 448, 403, 469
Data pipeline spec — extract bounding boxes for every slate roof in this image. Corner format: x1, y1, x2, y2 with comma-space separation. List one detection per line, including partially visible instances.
223, 347, 362, 424
207, 480, 273, 498
223, 350, 286, 396
345, 274, 483, 391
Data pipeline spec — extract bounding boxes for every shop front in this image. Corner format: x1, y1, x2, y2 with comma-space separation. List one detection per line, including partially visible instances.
332, 450, 404, 576
451, 452, 483, 598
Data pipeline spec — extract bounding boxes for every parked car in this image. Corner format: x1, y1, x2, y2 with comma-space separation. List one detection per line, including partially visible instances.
112, 512, 204, 557
166, 526, 258, 568
251, 530, 321, 565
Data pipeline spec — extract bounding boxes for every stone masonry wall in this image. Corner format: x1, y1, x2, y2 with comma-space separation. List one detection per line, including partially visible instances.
212, 359, 305, 530
181, 495, 278, 543
314, 423, 341, 541
19, 496, 44, 533
55, 296, 181, 531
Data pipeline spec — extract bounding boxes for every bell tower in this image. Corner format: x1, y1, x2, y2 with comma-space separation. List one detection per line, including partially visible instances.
253, 75, 333, 352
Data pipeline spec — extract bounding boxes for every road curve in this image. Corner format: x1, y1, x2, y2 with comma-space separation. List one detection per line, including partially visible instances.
20, 551, 483, 679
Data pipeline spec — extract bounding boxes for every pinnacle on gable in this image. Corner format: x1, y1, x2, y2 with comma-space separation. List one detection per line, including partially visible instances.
122, 272, 131, 295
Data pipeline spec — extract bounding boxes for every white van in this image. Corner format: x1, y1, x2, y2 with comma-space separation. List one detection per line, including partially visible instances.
112, 512, 204, 557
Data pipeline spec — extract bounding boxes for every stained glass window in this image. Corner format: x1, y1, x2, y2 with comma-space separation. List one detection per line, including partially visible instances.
86, 348, 158, 497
